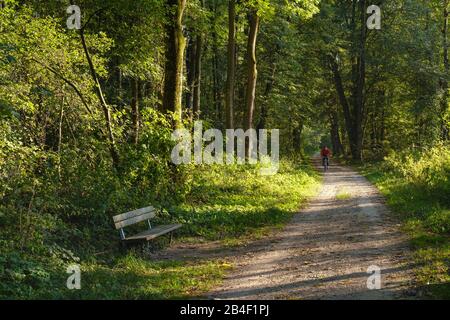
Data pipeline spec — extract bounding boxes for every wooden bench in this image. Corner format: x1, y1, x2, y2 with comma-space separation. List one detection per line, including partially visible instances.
113, 206, 182, 244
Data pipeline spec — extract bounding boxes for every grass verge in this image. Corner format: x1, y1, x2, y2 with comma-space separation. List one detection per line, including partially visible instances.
1, 158, 320, 299
359, 163, 450, 299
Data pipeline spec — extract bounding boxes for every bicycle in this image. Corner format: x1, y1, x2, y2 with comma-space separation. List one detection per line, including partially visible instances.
322, 156, 329, 172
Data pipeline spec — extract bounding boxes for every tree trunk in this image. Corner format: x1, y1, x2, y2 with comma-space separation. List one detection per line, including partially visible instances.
162, 0, 186, 127
257, 63, 276, 134
329, 55, 355, 154
441, 0, 450, 140
57, 95, 64, 180
293, 123, 303, 153
379, 95, 386, 143
80, 29, 120, 170
225, 0, 236, 129
185, 35, 195, 113
329, 0, 366, 161
329, 108, 344, 156
353, 0, 367, 161
212, 49, 221, 122
193, 34, 202, 118
244, 10, 259, 131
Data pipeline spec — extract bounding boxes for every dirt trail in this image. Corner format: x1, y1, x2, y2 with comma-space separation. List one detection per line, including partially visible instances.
207, 158, 417, 299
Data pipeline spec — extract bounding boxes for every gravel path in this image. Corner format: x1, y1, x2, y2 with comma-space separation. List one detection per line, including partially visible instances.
208, 158, 417, 299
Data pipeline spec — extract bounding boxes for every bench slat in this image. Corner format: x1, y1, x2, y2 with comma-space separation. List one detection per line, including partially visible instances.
124, 224, 182, 241
114, 212, 156, 229
113, 206, 156, 223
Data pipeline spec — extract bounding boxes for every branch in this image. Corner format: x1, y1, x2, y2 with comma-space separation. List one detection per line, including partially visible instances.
30, 58, 93, 115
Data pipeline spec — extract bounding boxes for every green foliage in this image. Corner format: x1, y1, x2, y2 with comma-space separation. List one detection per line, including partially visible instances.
0, 250, 229, 299
360, 144, 450, 298
383, 143, 450, 212
170, 158, 320, 240
1, 0, 449, 301
0, 155, 319, 298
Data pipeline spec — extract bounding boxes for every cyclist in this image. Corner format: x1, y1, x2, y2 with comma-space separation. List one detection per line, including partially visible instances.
320, 145, 331, 170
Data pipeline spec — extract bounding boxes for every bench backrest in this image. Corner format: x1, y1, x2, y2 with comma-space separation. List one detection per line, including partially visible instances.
113, 206, 156, 230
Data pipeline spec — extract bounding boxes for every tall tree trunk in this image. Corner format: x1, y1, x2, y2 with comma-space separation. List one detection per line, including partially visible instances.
193, 0, 204, 119
293, 122, 303, 153
118, 67, 122, 95
329, 107, 344, 156
244, 10, 259, 132
212, 49, 221, 121
379, 94, 386, 143
162, 0, 186, 127
193, 1, 204, 118
441, 0, 450, 140
79, 28, 120, 170
185, 35, 195, 113
353, 0, 366, 161
57, 95, 65, 180
329, 54, 355, 155
257, 63, 276, 134
330, 0, 366, 161
225, 0, 236, 129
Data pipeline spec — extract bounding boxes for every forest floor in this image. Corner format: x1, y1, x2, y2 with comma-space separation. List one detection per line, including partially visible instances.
153, 157, 420, 299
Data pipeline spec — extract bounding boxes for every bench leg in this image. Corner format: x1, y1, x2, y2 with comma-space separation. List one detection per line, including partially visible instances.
170, 232, 173, 245
120, 240, 127, 252
143, 241, 151, 254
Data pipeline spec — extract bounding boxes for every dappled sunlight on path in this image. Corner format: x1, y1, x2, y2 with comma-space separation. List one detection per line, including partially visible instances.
208, 157, 417, 300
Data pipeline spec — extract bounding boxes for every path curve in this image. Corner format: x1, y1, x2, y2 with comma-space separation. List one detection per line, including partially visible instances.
208, 158, 417, 299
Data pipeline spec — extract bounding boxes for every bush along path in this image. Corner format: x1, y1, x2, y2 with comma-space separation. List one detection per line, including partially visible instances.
208, 157, 419, 300
0, 158, 320, 299
359, 145, 450, 299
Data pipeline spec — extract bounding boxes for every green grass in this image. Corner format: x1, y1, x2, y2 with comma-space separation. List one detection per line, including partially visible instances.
65, 256, 231, 300
359, 162, 450, 299
336, 189, 351, 200
166, 159, 321, 243
0, 251, 230, 299
1, 158, 320, 299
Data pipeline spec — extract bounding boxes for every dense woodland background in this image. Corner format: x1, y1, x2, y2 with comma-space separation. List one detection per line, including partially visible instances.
0, 0, 449, 298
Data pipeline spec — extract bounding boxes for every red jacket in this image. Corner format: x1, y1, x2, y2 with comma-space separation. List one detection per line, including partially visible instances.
321, 148, 331, 157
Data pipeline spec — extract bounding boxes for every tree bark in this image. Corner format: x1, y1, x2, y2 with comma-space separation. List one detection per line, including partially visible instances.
329, 108, 344, 156
193, 33, 203, 118
225, 0, 236, 129
185, 35, 195, 113
329, 0, 367, 161
353, 0, 366, 160
257, 63, 276, 135
162, 0, 187, 127
57, 95, 64, 180
441, 0, 450, 140
293, 123, 303, 153
244, 10, 259, 132
329, 54, 355, 154
79, 28, 120, 170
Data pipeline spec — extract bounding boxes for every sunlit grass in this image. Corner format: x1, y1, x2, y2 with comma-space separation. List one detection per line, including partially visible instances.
359, 161, 450, 299
2, 158, 320, 299
336, 191, 351, 200
168, 159, 321, 242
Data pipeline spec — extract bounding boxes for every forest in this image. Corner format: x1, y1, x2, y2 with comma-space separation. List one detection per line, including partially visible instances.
0, 0, 449, 300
